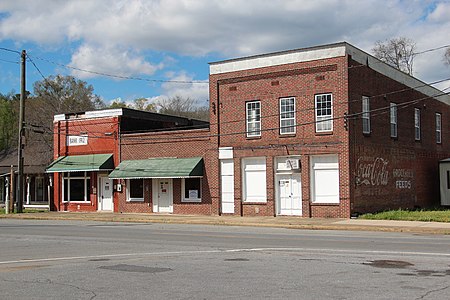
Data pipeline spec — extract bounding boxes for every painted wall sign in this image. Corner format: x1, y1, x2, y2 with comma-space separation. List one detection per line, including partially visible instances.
67, 135, 88, 146
355, 157, 389, 186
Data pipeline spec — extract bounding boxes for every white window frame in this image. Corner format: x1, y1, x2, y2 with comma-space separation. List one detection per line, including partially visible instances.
181, 178, 202, 203
62, 172, 90, 202
246, 101, 261, 137
280, 97, 296, 135
436, 113, 442, 144
126, 179, 144, 202
310, 155, 340, 204
242, 157, 267, 203
414, 108, 421, 141
362, 96, 370, 134
315, 93, 333, 132
390, 103, 397, 138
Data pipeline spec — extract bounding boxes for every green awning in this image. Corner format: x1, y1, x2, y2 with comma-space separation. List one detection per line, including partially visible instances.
46, 154, 114, 173
109, 157, 203, 179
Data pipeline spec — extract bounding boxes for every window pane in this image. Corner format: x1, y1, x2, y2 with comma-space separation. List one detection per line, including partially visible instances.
280, 97, 295, 134
129, 179, 143, 199
315, 94, 332, 132
246, 101, 261, 136
64, 179, 68, 202
70, 179, 85, 201
362, 96, 370, 134
185, 178, 201, 199
436, 113, 441, 143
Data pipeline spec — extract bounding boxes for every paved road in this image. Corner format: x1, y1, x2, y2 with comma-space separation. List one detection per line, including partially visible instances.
0, 219, 449, 299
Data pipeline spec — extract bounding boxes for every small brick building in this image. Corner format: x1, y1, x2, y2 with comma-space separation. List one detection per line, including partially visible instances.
49, 42, 449, 218
48, 108, 208, 212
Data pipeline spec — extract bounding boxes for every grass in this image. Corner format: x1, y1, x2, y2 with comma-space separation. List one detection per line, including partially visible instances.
0, 207, 48, 214
360, 209, 450, 222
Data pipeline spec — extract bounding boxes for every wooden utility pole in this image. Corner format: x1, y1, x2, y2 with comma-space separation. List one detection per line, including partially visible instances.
16, 50, 26, 213
9, 165, 14, 213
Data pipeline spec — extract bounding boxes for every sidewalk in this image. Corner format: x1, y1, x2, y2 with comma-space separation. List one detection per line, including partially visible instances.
1, 212, 450, 234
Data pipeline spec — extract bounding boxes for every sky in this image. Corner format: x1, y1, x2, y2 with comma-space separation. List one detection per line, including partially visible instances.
1, 0, 450, 108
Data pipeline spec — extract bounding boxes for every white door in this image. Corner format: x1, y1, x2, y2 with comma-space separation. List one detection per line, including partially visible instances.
154, 179, 173, 213
277, 174, 302, 216
98, 176, 113, 211
221, 159, 234, 214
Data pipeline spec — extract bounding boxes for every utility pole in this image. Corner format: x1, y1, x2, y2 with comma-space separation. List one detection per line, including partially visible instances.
16, 50, 26, 213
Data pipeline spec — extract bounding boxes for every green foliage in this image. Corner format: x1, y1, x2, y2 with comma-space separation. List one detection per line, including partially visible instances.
0, 92, 18, 152
360, 209, 450, 222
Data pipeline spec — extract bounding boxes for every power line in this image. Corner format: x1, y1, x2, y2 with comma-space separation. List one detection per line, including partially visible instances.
28, 54, 209, 84
0, 58, 19, 64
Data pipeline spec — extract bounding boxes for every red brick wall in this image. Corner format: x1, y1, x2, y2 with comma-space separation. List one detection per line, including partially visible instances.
118, 128, 216, 215
52, 117, 120, 212
348, 57, 450, 214
210, 56, 351, 218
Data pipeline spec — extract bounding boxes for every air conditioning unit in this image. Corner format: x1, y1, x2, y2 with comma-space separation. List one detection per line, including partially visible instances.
285, 159, 300, 170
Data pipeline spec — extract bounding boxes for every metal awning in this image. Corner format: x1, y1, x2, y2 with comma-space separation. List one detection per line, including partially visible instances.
46, 154, 114, 173
109, 157, 203, 179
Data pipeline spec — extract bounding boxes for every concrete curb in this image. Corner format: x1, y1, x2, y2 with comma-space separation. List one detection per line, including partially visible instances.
1, 212, 450, 235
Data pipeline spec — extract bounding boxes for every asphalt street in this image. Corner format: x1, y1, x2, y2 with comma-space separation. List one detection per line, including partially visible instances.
0, 219, 449, 299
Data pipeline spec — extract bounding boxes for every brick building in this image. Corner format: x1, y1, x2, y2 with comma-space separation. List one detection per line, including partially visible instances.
47, 108, 208, 212
49, 42, 449, 218
209, 42, 449, 218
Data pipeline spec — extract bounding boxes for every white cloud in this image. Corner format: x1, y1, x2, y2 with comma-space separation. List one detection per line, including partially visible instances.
1, 0, 449, 84
69, 44, 162, 79
147, 71, 209, 106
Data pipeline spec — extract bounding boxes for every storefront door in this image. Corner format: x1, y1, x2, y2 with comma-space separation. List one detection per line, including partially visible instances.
98, 176, 113, 211
277, 174, 302, 216
154, 179, 173, 213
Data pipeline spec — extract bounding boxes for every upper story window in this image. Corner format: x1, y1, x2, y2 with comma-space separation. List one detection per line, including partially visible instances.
246, 101, 261, 137
390, 103, 397, 138
414, 108, 421, 141
362, 96, 370, 134
436, 113, 442, 144
315, 93, 333, 132
280, 97, 296, 135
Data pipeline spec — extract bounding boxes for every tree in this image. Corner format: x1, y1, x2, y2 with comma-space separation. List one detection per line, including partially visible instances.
156, 95, 209, 121
372, 37, 416, 75
444, 47, 450, 65
28, 75, 105, 129
133, 97, 156, 112
0, 92, 17, 152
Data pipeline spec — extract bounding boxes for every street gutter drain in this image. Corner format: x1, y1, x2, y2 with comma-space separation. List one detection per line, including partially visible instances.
99, 264, 172, 273
224, 258, 250, 262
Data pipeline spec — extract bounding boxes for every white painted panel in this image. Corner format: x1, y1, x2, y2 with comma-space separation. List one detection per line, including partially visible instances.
221, 159, 234, 214
242, 157, 267, 202
311, 155, 340, 204
219, 147, 233, 159
210, 46, 346, 75
245, 169, 266, 202
314, 169, 339, 203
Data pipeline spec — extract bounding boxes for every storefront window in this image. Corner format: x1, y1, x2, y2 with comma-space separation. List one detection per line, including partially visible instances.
182, 178, 202, 202
63, 172, 90, 202
127, 179, 144, 201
